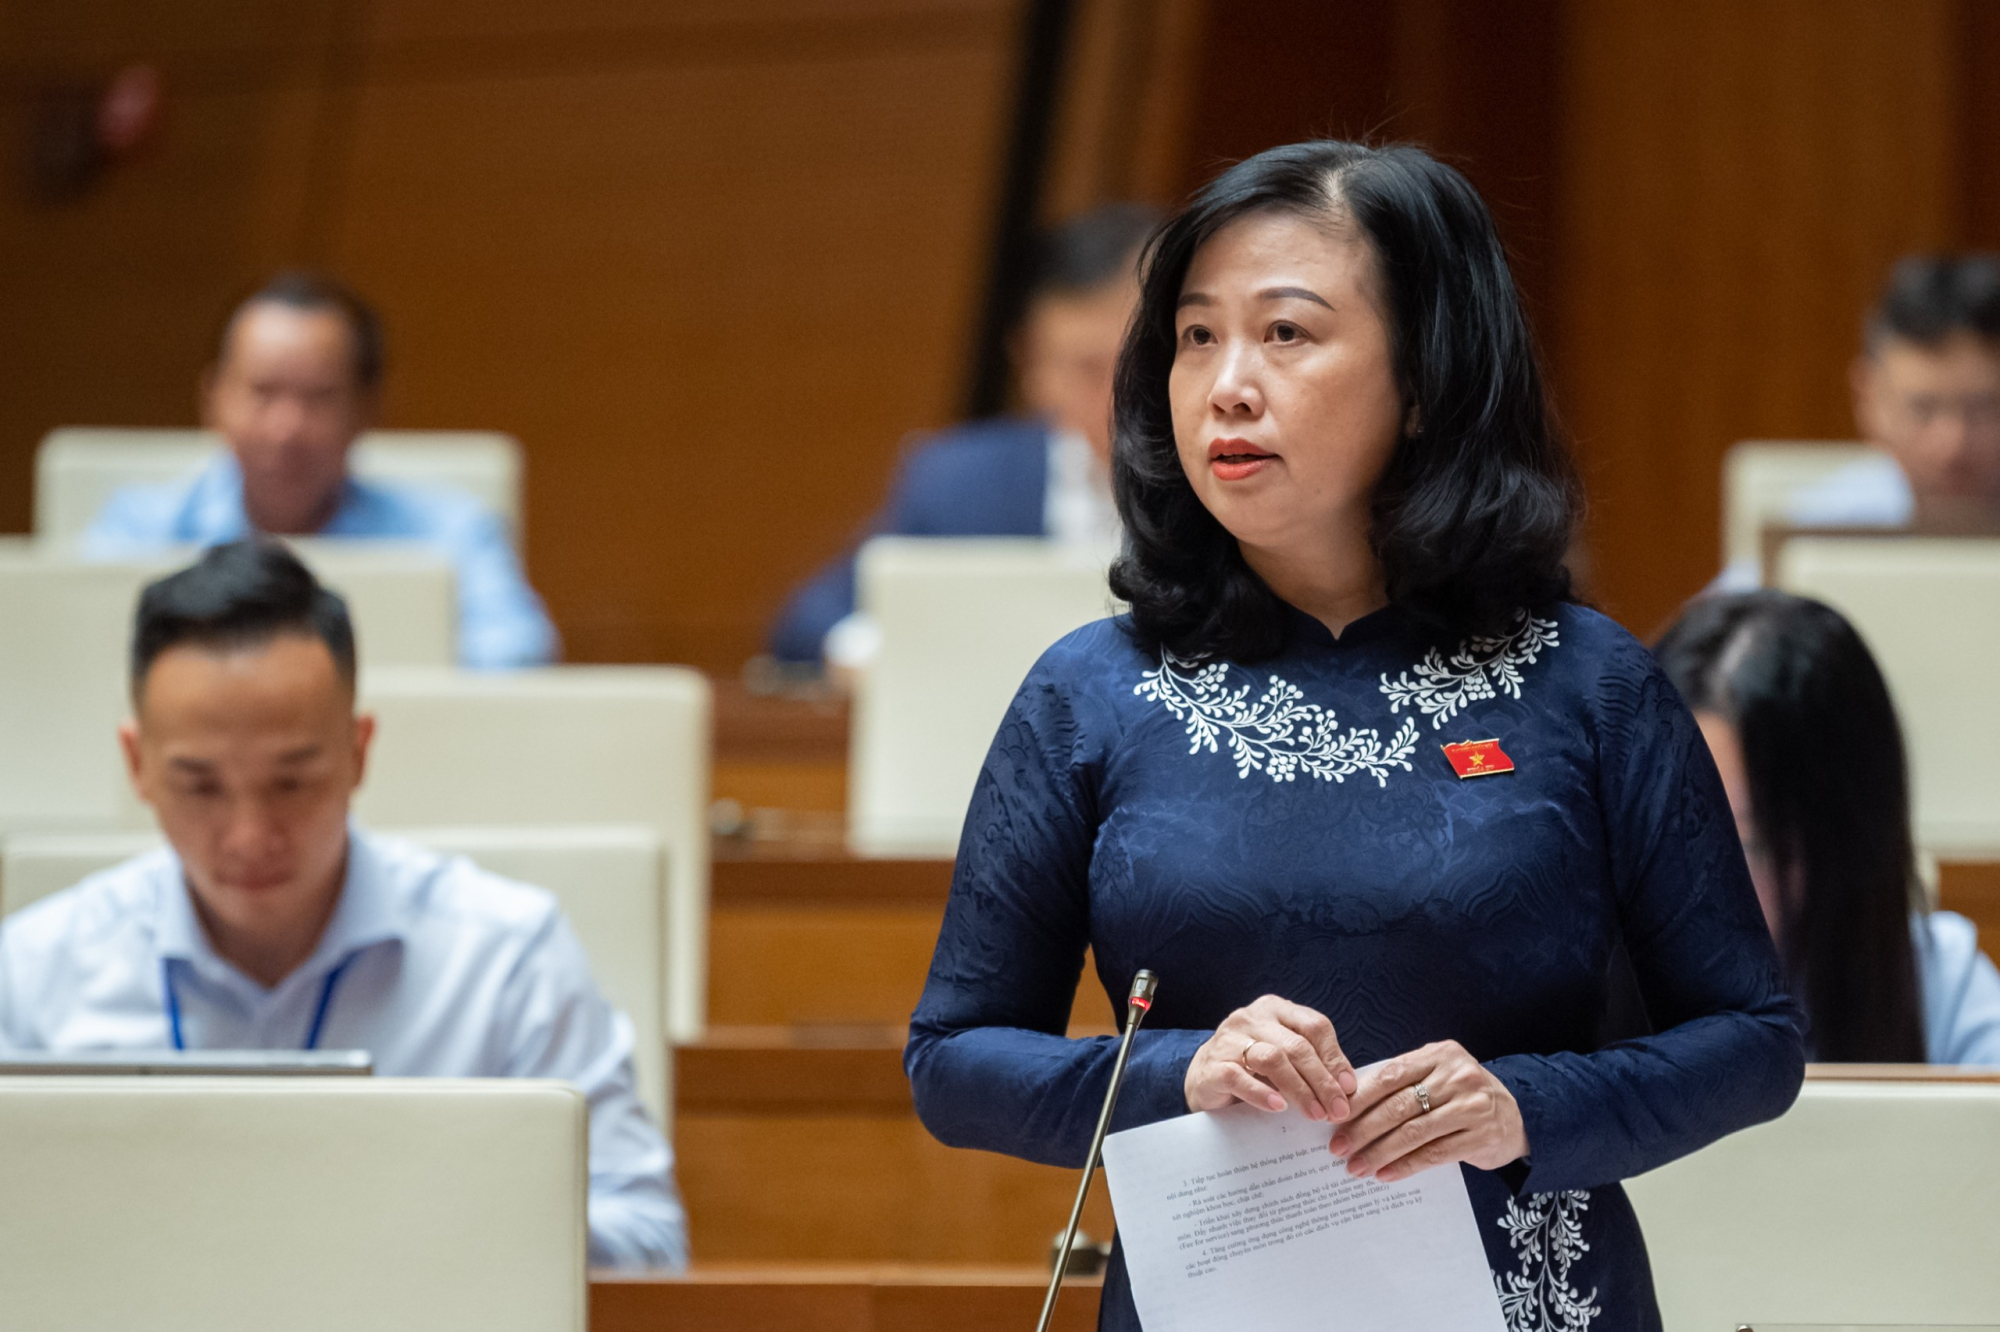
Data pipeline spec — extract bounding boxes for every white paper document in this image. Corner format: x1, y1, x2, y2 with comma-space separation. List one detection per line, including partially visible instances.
1102, 1103, 1507, 1331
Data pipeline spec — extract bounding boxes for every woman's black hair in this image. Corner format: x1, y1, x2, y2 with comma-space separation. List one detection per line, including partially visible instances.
1109, 139, 1580, 661
1655, 591, 1926, 1063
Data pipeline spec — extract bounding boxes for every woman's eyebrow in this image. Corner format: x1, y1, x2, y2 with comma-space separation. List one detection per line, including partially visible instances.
1175, 286, 1334, 311
1260, 285, 1333, 309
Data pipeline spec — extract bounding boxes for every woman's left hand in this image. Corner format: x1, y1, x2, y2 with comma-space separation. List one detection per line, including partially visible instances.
1326, 1040, 1529, 1183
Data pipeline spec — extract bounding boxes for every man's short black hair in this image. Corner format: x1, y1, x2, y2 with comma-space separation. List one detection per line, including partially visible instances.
132, 540, 357, 699
1027, 202, 1163, 304
219, 270, 385, 390
1865, 254, 2000, 354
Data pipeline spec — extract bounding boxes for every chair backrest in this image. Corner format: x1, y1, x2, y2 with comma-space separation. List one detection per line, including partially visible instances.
0, 1076, 585, 1332
287, 538, 458, 664
35, 427, 525, 547
354, 667, 710, 1042
0, 825, 669, 1123
0, 545, 453, 835
0, 560, 156, 834
1775, 535, 2000, 856
847, 538, 1117, 855
1626, 1079, 2000, 1329
1721, 440, 1880, 567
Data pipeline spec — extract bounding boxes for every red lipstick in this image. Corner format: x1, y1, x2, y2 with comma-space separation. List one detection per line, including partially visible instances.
1207, 436, 1277, 481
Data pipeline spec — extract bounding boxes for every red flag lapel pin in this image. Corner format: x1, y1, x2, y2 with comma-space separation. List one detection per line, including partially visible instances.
1441, 738, 1514, 779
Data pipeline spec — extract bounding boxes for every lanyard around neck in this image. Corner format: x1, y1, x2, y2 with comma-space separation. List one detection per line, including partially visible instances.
162, 955, 356, 1052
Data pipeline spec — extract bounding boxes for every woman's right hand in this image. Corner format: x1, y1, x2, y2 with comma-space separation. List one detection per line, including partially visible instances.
1184, 995, 1357, 1122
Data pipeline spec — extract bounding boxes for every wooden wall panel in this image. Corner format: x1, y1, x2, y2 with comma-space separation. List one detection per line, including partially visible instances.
0, 1, 349, 533
325, 9, 1015, 663
1163, 0, 1990, 638
1040, 0, 1204, 217
1163, 0, 1567, 371
1960, 0, 2000, 248
1174, 0, 1395, 192
1556, 0, 1966, 632
8, 0, 1999, 661
0, 0, 339, 64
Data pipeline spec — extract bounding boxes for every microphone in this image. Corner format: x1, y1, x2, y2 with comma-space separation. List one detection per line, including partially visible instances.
1034, 968, 1159, 1332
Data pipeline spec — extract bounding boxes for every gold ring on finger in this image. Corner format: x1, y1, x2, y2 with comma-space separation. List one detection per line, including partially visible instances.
1412, 1082, 1432, 1115
1240, 1039, 1261, 1067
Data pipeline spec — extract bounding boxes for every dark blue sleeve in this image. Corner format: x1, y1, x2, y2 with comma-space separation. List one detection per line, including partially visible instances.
904, 650, 1208, 1168
765, 446, 937, 662
767, 556, 859, 662
1486, 638, 1806, 1192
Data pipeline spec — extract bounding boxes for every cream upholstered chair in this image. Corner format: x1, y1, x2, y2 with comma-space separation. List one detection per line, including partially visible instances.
0, 825, 669, 1123
1626, 1078, 2000, 1329
0, 558, 153, 835
1721, 440, 1880, 567
355, 667, 710, 1043
0, 544, 453, 835
1775, 535, 2000, 857
35, 427, 525, 547
285, 538, 457, 664
418, 826, 668, 1122
0, 1076, 585, 1332
847, 537, 1118, 855
0, 829, 163, 916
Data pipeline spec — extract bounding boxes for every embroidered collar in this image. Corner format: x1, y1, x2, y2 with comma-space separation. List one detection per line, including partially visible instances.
1379, 614, 1561, 730
1135, 612, 1561, 787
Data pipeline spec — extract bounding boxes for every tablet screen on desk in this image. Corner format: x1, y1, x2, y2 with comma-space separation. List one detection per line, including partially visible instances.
0, 1050, 371, 1076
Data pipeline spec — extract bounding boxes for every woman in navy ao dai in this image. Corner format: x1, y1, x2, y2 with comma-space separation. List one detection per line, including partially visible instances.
905, 142, 1804, 1332
912, 603, 1799, 1330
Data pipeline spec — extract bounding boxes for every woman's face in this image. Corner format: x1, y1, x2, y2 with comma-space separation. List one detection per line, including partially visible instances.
1168, 209, 1406, 560
1694, 710, 1786, 943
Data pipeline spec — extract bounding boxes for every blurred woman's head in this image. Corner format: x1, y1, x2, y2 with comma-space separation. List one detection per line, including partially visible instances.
1109, 139, 1579, 662
1655, 590, 1925, 1061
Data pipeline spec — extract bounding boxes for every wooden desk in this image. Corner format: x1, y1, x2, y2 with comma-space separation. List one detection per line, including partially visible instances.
691, 840, 1120, 1263
1805, 1062, 2000, 1083
1939, 860, 2000, 950
673, 1026, 1117, 1264
712, 851, 951, 904
708, 853, 950, 1027
711, 679, 849, 815
679, 1024, 909, 1115
689, 831, 2000, 1267
591, 1266, 1101, 1332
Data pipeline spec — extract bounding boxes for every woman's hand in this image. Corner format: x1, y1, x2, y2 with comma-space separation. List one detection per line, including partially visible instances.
1328, 1040, 1528, 1183
1185, 995, 1357, 1122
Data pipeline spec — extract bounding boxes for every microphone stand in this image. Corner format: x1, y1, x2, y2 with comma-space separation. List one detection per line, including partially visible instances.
1034, 968, 1158, 1332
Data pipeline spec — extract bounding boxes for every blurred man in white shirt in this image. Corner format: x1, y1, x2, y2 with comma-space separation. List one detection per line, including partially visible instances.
1717, 254, 2000, 588
0, 540, 684, 1269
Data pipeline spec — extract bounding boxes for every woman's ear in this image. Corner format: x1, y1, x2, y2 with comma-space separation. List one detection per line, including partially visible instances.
1404, 401, 1423, 439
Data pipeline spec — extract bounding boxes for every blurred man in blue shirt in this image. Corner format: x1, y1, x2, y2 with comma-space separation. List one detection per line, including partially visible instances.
767, 204, 1158, 667
83, 272, 558, 669
0, 541, 682, 1267
1716, 254, 2000, 589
